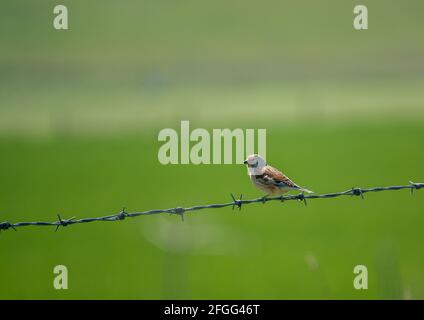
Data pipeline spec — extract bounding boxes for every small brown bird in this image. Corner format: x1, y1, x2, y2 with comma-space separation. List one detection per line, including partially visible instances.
243, 154, 313, 196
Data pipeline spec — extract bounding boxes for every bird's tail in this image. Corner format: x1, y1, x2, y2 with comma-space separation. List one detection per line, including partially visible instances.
297, 186, 313, 194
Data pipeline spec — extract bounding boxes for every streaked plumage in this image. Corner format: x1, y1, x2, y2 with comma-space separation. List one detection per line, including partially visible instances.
243, 154, 312, 196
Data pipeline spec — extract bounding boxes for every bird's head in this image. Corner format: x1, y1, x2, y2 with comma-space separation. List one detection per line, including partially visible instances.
244, 154, 267, 170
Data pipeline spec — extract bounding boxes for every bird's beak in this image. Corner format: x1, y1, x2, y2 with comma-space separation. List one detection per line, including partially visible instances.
243, 160, 248, 164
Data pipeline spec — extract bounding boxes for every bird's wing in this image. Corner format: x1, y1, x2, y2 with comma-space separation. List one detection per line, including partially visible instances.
262, 165, 299, 188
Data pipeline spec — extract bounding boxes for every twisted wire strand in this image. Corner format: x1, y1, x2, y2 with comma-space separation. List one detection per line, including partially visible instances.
0, 181, 422, 232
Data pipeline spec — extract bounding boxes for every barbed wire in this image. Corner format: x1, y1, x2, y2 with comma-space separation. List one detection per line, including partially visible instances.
0, 181, 422, 232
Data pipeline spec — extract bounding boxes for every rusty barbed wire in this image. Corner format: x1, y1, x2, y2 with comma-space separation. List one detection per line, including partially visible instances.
0, 181, 422, 232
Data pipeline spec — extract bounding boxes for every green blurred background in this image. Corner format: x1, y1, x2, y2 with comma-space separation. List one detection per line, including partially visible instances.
1, 0, 423, 299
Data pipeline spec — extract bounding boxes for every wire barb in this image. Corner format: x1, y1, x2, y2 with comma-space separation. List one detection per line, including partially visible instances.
0, 181, 422, 232
410, 181, 422, 195
351, 187, 365, 199
55, 214, 76, 232
231, 193, 243, 210
0, 221, 16, 232
116, 207, 127, 220
170, 207, 185, 222
296, 192, 307, 206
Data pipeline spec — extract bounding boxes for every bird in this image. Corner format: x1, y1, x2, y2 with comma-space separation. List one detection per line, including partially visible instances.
243, 154, 313, 196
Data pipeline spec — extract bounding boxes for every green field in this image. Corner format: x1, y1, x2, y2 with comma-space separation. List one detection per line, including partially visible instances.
1, 125, 423, 299
0, 0, 424, 299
